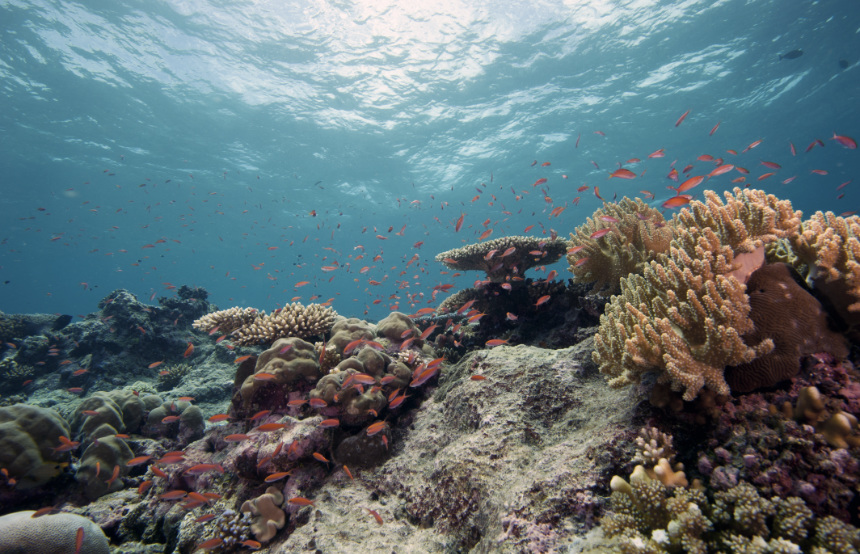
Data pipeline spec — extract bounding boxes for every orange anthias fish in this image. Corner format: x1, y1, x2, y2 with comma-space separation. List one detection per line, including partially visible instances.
676, 175, 704, 193
662, 195, 692, 209
609, 168, 636, 179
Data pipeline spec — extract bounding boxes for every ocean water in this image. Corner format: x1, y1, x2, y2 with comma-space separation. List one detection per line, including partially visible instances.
1, 0, 857, 322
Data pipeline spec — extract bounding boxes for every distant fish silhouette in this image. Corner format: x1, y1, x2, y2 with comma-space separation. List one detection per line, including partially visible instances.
779, 49, 803, 60
839, 59, 849, 69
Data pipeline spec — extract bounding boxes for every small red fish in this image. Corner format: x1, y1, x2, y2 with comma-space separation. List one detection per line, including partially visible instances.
234, 355, 253, 364
318, 419, 340, 429
676, 175, 705, 193
224, 433, 250, 442
534, 295, 551, 307
366, 421, 389, 436
313, 452, 329, 463
264, 471, 292, 483
470, 375, 487, 381
195, 537, 223, 551
147, 361, 164, 369
609, 168, 636, 179
486, 339, 508, 347
832, 132, 857, 149
75, 527, 84, 554
183, 342, 194, 358
589, 228, 612, 239
675, 109, 690, 127
662, 195, 692, 209
366, 508, 384, 525
288, 497, 315, 506
207, 414, 230, 422
255, 422, 286, 432
127, 455, 152, 466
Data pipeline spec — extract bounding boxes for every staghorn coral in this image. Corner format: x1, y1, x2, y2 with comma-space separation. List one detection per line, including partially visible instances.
567, 197, 674, 294
192, 306, 261, 335
594, 188, 802, 401
231, 303, 338, 345
435, 235, 568, 283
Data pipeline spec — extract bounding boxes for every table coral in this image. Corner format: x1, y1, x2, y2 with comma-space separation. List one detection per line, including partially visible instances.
594, 188, 802, 401
435, 235, 568, 283
567, 197, 674, 294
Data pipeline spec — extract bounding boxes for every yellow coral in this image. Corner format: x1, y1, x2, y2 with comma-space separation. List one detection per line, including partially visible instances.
567, 197, 674, 294
594, 188, 800, 401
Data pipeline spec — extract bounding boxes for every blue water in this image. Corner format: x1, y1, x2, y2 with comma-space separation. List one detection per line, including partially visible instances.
1, 0, 858, 321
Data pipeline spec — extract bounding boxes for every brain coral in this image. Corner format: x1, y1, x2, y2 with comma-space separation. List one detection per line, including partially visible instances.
567, 197, 673, 294
0, 510, 110, 554
725, 263, 849, 393
435, 236, 569, 282
239, 337, 322, 407
0, 404, 71, 489
594, 188, 802, 401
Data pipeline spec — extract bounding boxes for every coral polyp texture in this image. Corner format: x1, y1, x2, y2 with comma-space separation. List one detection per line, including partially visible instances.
567, 197, 674, 294
594, 188, 803, 401
193, 303, 338, 345
788, 211, 860, 331
435, 235, 569, 282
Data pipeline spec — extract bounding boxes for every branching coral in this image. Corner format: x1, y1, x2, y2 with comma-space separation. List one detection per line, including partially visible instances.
192, 307, 261, 335
601, 427, 860, 554
435, 236, 568, 283
193, 303, 338, 345
788, 211, 860, 336
567, 197, 674, 294
594, 188, 802, 401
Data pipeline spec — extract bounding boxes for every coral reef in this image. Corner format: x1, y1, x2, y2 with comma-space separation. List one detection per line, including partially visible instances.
0, 404, 71, 489
594, 188, 803, 400
725, 263, 849, 393
241, 485, 286, 542
788, 211, 860, 338
0, 510, 110, 553
191, 306, 261, 335
435, 235, 569, 283
567, 197, 674, 294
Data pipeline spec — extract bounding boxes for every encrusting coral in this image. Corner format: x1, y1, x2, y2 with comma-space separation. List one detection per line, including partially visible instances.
567, 197, 674, 294
724, 263, 849, 393
435, 235, 569, 283
193, 303, 338, 345
594, 188, 802, 401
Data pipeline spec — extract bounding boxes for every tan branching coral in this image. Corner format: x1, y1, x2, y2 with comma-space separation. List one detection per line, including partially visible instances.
231, 303, 338, 345
594, 188, 802, 401
788, 211, 860, 328
192, 307, 261, 334
435, 236, 569, 282
567, 197, 674, 294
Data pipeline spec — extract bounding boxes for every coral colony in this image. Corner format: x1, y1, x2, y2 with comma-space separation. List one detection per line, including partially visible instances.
1, 187, 859, 553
